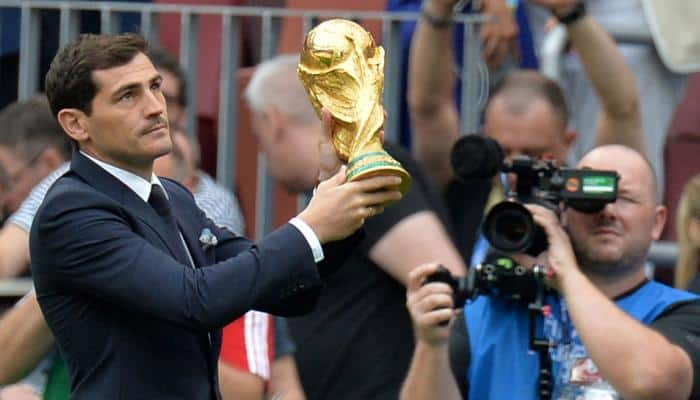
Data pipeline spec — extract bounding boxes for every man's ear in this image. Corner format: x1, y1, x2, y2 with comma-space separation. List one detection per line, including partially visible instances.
265, 107, 287, 143
564, 128, 577, 154
57, 109, 89, 144
651, 205, 667, 241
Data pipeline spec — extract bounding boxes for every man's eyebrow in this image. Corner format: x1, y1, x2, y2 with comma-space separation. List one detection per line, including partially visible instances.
113, 82, 141, 96
113, 73, 163, 96
150, 73, 163, 84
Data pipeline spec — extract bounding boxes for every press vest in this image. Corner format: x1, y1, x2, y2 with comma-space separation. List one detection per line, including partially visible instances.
464, 280, 698, 399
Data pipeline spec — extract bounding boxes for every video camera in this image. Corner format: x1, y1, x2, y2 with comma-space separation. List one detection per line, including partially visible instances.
425, 255, 550, 306
449, 134, 619, 256
484, 155, 619, 255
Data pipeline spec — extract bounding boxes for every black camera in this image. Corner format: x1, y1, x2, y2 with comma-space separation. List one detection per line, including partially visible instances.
483, 155, 619, 256
424, 255, 550, 306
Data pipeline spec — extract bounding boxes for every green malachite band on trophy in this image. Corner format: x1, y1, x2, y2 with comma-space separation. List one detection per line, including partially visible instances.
347, 161, 402, 181
348, 158, 403, 171
346, 151, 393, 169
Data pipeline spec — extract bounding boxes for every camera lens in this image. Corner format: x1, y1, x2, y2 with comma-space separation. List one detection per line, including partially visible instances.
483, 202, 537, 254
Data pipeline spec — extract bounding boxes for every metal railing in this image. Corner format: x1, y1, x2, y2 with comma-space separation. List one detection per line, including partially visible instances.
0, 1, 490, 240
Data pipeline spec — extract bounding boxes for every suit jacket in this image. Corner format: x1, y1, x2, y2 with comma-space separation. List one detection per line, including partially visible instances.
30, 152, 356, 399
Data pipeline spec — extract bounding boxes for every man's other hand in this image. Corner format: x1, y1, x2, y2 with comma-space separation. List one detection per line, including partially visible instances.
406, 263, 457, 347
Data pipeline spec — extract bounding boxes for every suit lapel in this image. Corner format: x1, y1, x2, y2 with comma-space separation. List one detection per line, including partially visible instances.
70, 153, 191, 265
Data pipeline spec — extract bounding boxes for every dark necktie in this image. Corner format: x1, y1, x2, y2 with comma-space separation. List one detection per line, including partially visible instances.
148, 184, 192, 266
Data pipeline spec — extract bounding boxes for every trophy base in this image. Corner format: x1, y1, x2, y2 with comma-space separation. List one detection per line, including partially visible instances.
346, 151, 411, 207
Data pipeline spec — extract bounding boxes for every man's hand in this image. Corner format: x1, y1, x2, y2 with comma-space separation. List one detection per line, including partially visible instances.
406, 263, 456, 347
299, 170, 402, 243
480, 0, 519, 70
306, 107, 402, 243
511, 204, 580, 290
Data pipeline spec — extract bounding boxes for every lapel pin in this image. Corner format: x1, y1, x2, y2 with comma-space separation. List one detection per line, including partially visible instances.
198, 228, 218, 250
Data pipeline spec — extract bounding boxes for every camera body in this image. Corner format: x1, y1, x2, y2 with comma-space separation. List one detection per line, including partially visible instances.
483, 156, 618, 256
425, 256, 550, 306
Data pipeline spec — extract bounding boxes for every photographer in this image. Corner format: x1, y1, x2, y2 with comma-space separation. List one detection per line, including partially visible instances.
401, 145, 700, 400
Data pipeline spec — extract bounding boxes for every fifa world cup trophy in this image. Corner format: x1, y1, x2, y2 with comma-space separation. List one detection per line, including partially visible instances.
298, 19, 411, 198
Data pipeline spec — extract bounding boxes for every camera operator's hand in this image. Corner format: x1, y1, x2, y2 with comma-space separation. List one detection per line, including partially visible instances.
406, 263, 457, 347
512, 204, 581, 291
480, 0, 519, 70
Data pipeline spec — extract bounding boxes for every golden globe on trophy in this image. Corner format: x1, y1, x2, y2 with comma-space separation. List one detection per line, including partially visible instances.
297, 18, 411, 199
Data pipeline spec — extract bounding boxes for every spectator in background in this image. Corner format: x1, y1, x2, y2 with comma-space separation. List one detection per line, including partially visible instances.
268, 316, 306, 400
0, 292, 55, 400
675, 174, 700, 294
245, 54, 466, 400
0, 96, 71, 219
149, 47, 246, 236
409, 0, 643, 263
153, 128, 245, 235
147, 48, 188, 130
218, 310, 274, 400
0, 95, 71, 279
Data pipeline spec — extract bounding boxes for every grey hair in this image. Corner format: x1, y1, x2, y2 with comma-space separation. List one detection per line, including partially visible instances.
244, 54, 318, 124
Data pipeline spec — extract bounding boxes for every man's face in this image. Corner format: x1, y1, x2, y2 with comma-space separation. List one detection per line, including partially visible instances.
160, 69, 184, 129
563, 146, 665, 277
80, 52, 171, 173
250, 111, 320, 193
0, 146, 54, 214
484, 97, 571, 165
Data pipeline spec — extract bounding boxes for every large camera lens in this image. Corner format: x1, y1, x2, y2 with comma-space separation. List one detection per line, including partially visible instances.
483, 202, 548, 256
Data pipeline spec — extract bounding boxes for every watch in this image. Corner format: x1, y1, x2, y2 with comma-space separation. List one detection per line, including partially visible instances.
556, 1, 587, 26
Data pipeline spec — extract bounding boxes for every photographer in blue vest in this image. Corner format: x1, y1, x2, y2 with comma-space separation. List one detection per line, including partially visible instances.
401, 144, 700, 400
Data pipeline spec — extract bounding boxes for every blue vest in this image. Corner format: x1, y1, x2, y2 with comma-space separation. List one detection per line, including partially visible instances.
464, 281, 698, 399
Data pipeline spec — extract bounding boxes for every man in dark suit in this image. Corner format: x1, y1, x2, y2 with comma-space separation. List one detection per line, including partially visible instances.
30, 33, 402, 399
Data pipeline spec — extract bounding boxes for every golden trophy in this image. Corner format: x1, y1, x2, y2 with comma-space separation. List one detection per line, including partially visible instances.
298, 18, 411, 198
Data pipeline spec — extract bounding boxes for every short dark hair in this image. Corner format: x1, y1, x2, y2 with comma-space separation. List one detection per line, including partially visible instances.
45, 33, 148, 118
487, 70, 570, 129
0, 94, 71, 159
147, 47, 187, 107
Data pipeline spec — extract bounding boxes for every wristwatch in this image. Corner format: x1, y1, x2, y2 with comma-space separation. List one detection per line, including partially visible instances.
420, 4, 454, 30
556, 1, 586, 25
